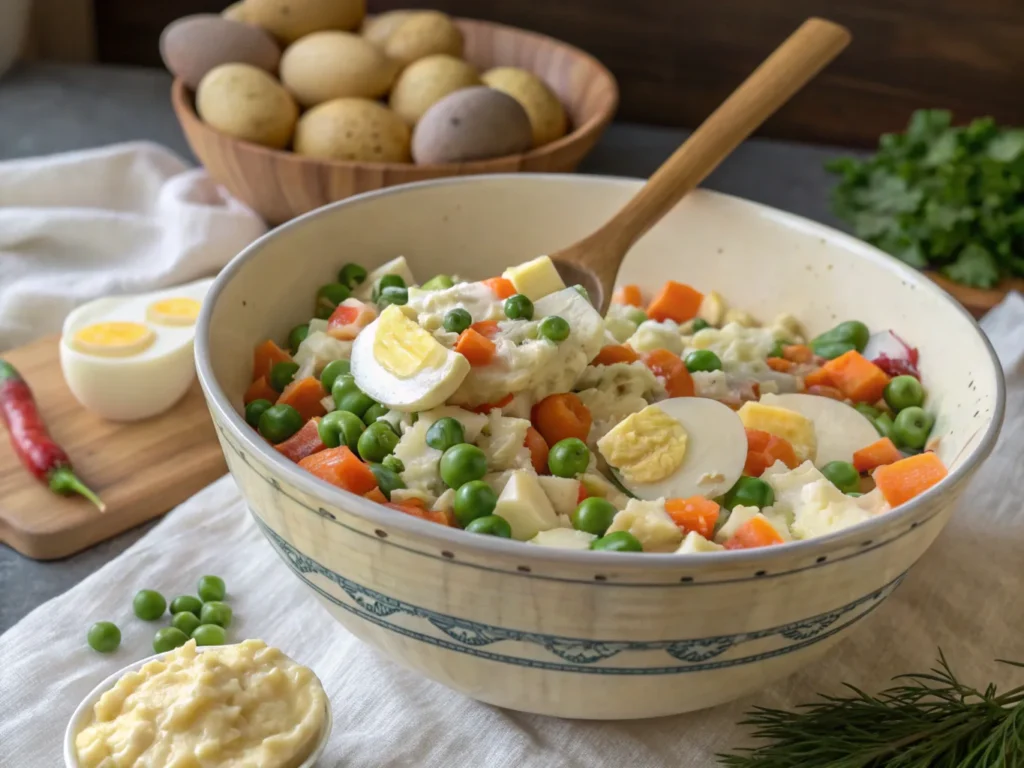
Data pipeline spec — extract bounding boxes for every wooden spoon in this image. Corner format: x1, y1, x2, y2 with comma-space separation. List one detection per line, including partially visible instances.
550, 17, 852, 313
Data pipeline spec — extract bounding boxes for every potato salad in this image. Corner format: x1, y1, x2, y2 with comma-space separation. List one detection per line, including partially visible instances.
242, 256, 948, 554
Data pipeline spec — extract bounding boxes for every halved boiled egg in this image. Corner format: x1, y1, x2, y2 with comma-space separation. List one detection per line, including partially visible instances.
71, 321, 155, 357
146, 297, 202, 326
351, 305, 470, 411
597, 397, 747, 501
759, 392, 880, 466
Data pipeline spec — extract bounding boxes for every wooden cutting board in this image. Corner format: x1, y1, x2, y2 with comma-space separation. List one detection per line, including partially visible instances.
0, 335, 227, 560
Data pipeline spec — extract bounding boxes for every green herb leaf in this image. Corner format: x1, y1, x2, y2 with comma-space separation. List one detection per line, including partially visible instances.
942, 243, 1001, 288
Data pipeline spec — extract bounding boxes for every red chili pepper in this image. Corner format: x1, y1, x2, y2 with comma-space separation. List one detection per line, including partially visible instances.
0, 359, 105, 511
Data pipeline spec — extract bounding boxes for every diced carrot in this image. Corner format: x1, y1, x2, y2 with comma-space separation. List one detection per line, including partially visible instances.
524, 426, 550, 474
592, 344, 639, 366
244, 375, 277, 405
642, 348, 695, 397
253, 340, 292, 382
873, 452, 947, 507
853, 437, 904, 474
532, 392, 592, 446
467, 393, 513, 414
385, 501, 454, 526
275, 418, 325, 462
803, 367, 834, 389
577, 483, 589, 504
276, 376, 328, 422
821, 350, 890, 403
744, 428, 799, 477
482, 277, 516, 299
724, 516, 786, 549
782, 344, 813, 363
455, 327, 497, 366
766, 357, 795, 372
327, 299, 377, 340
364, 487, 388, 504
329, 304, 360, 326
298, 447, 379, 495
613, 284, 643, 307
806, 384, 846, 401
665, 497, 720, 540
646, 281, 704, 323
470, 320, 500, 339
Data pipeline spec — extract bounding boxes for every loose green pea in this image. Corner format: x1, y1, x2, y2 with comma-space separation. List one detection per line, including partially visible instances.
421, 274, 454, 291
200, 601, 232, 628
258, 404, 303, 443
590, 531, 643, 552
822, 461, 860, 494
87, 621, 121, 653
269, 361, 299, 392
197, 575, 226, 603
191, 624, 227, 646
548, 438, 590, 478
453, 480, 498, 527
810, 320, 870, 355
171, 611, 202, 636
378, 286, 408, 308
133, 589, 167, 621
316, 282, 351, 316
169, 595, 203, 616
153, 627, 190, 654
439, 443, 487, 489
335, 389, 376, 418
425, 417, 465, 451
319, 359, 351, 391
319, 410, 365, 450
443, 308, 472, 334
571, 497, 617, 537
370, 464, 405, 500
244, 399, 273, 428
892, 406, 933, 450
884, 375, 925, 412
625, 307, 648, 325
378, 274, 406, 291
287, 323, 309, 354
573, 285, 591, 302
685, 349, 723, 373
338, 263, 368, 289
690, 318, 710, 332
722, 476, 774, 510
465, 515, 512, 537
812, 341, 856, 360
854, 402, 881, 420
330, 374, 358, 405
873, 413, 895, 440
768, 341, 785, 359
363, 402, 389, 425
381, 454, 405, 473
538, 315, 570, 342
504, 294, 534, 321
357, 421, 399, 463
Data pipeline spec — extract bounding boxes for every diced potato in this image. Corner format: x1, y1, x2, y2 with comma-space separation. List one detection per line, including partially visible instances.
494, 470, 560, 540
503, 255, 566, 301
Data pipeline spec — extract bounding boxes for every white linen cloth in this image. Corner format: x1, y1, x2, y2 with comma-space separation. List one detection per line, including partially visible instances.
0, 142, 266, 350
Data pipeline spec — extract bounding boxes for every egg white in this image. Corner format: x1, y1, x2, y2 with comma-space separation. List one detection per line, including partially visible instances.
759, 392, 880, 467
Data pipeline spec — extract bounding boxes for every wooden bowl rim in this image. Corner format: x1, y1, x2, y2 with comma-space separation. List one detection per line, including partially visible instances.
172, 16, 619, 173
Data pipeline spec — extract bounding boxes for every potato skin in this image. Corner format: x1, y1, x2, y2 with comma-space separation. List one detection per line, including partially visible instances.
295, 98, 411, 162
389, 54, 480, 125
360, 10, 414, 48
280, 31, 399, 107
384, 11, 463, 65
482, 67, 569, 147
160, 14, 280, 90
412, 87, 532, 164
244, 0, 366, 44
196, 63, 298, 149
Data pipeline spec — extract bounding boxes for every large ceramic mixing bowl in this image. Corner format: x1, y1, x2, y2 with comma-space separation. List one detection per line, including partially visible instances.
195, 175, 1003, 719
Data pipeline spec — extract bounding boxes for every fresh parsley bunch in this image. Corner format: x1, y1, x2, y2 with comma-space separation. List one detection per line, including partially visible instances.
827, 109, 1024, 288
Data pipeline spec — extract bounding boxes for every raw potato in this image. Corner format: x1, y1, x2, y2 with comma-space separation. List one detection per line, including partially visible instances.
295, 98, 411, 162
384, 11, 463, 65
482, 67, 568, 147
196, 63, 298, 149
389, 54, 480, 125
361, 10, 414, 48
280, 31, 398, 107
222, 1, 249, 23
160, 14, 280, 90
244, 0, 365, 44
412, 87, 531, 164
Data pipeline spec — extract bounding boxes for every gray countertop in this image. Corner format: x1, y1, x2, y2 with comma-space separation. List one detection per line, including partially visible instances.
0, 62, 856, 634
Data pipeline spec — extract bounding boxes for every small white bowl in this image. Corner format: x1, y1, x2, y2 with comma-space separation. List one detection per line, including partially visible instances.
64, 644, 332, 768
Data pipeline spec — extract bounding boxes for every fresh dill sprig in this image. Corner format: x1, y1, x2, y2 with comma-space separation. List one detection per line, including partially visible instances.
719, 651, 1024, 768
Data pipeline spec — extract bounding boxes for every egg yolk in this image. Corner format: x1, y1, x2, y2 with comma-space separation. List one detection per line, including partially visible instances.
597, 405, 688, 484
146, 297, 202, 326
373, 305, 446, 377
71, 322, 155, 357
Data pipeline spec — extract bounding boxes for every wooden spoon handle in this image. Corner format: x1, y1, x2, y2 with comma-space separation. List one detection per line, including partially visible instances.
592, 18, 850, 255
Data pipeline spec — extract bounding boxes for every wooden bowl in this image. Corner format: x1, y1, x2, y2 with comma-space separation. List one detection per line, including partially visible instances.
171, 18, 618, 225
925, 273, 1024, 318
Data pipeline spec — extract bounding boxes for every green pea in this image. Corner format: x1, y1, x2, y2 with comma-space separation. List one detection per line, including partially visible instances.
269, 361, 300, 392
854, 402, 881, 420
357, 421, 400, 463
363, 402, 389, 425
573, 284, 591, 302
132, 589, 167, 621
258, 404, 303, 443
812, 341, 856, 360
722, 476, 774, 510
87, 621, 121, 653
426, 417, 465, 451
370, 464, 405, 500
199, 601, 232, 628
810, 320, 870, 355
153, 627, 189, 654
767, 341, 785, 359
443, 308, 472, 334
197, 575, 226, 602
191, 624, 227, 646
685, 349, 723, 373
892, 406, 933, 450
316, 282, 351, 316
884, 375, 925, 412
330, 374, 358, 406
378, 286, 408, 308
287, 323, 310, 354
169, 595, 203, 616
439, 443, 487, 489
847, 492, 863, 498
548, 438, 590, 478
465, 514, 512, 537
421, 274, 454, 291
538, 315, 570, 342
453, 480, 498, 527
335, 389, 376, 418
504, 294, 534, 321
378, 274, 406, 291
590, 531, 643, 552
382, 454, 405, 473
571, 497, 617, 536
319, 409, 365, 450
338, 263, 368, 289
873, 413, 895, 439
625, 307, 648, 325
244, 399, 273, 428
171, 611, 202, 636
319, 359, 351, 391
690, 318, 710, 332
822, 461, 860, 494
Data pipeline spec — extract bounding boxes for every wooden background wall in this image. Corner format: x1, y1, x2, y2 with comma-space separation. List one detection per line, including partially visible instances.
92, 0, 1024, 146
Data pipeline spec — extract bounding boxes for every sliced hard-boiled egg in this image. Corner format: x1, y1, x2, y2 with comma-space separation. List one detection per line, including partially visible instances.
71, 321, 155, 357
600, 397, 747, 501
533, 286, 605, 361
503, 255, 566, 301
598, 405, 689, 485
146, 297, 202, 326
351, 305, 470, 411
737, 401, 817, 463
759, 392, 880, 466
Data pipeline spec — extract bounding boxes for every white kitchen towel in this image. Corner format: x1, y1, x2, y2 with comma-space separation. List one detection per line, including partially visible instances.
1, 295, 1022, 767
0, 142, 266, 350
